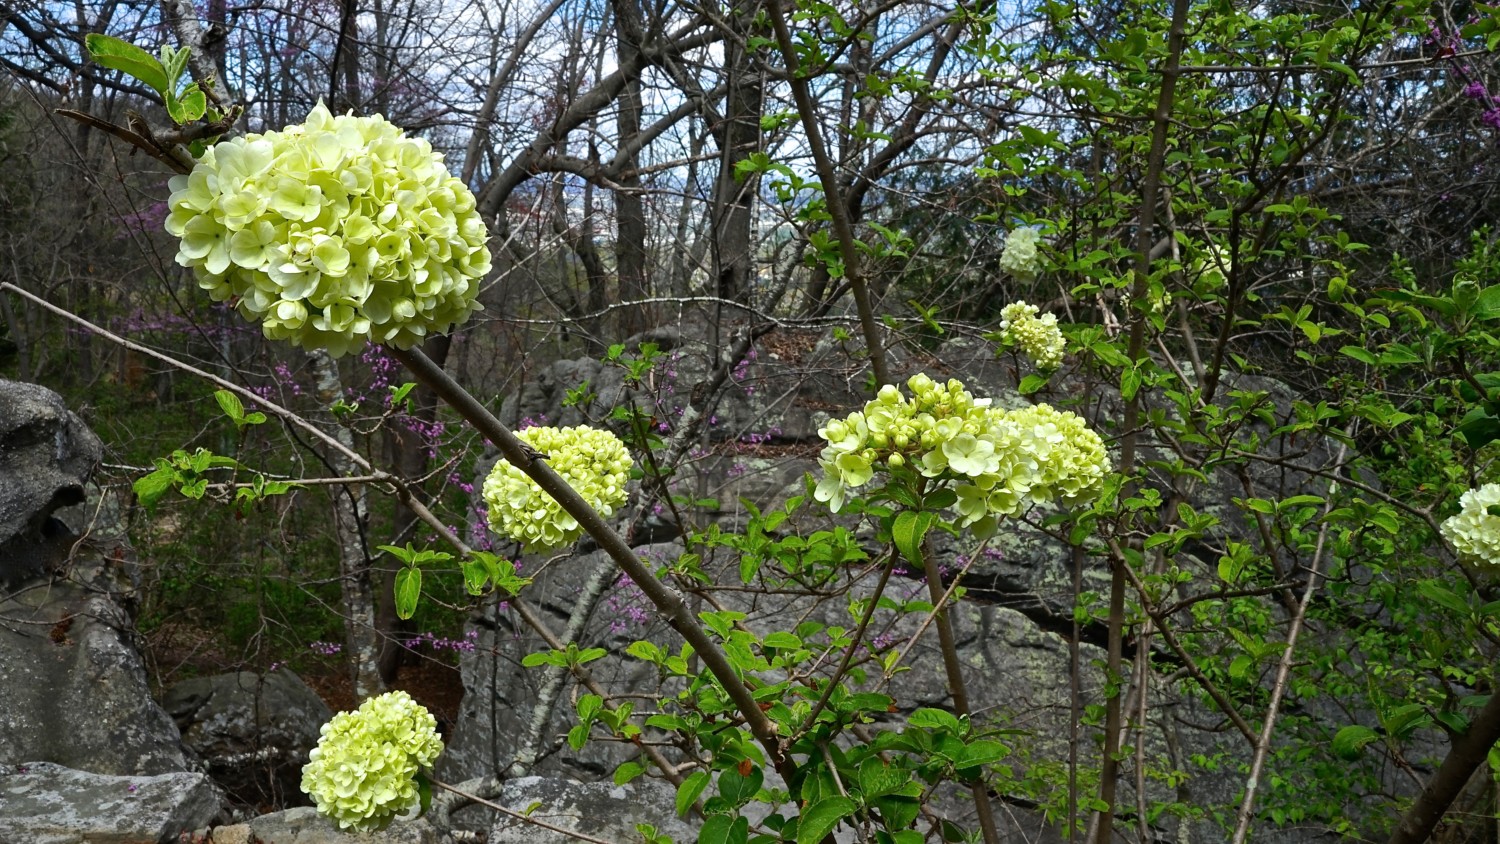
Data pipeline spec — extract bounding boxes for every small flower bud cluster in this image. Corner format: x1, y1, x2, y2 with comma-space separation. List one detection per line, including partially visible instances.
999, 301, 1065, 370
300, 691, 443, 832
814, 374, 1110, 536
999, 227, 1042, 280
1440, 483, 1500, 569
166, 102, 490, 357
482, 426, 632, 552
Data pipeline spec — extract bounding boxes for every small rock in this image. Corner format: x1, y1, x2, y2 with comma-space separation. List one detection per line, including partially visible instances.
245, 807, 443, 843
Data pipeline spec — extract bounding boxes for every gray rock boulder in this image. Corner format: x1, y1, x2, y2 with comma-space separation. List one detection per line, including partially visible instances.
0, 382, 195, 777
0, 761, 221, 844
0, 380, 102, 589
488, 776, 698, 844
0, 579, 197, 776
163, 671, 332, 808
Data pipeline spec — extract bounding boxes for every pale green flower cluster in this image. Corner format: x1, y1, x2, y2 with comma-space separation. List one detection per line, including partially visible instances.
165, 102, 490, 357
482, 426, 633, 552
999, 227, 1042, 279
814, 374, 1110, 537
300, 691, 443, 832
1440, 483, 1500, 569
999, 301, 1065, 370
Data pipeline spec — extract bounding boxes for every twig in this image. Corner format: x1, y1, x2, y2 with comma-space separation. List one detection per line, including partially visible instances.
1227, 441, 1347, 844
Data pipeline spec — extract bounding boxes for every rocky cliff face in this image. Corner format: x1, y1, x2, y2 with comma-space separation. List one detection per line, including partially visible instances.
0, 379, 226, 840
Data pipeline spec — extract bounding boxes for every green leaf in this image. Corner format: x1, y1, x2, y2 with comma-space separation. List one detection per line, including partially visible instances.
699, 815, 749, 844
1369, 510, 1400, 534
394, 566, 421, 620
1121, 365, 1142, 401
1218, 554, 1248, 585
923, 488, 957, 510
159, 44, 191, 87
909, 708, 963, 733
379, 544, 416, 565
133, 468, 177, 509
85, 34, 170, 94
614, 761, 645, 785
797, 796, 857, 844
574, 647, 608, 665
1018, 373, 1049, 395
1229, 654, 1253, 680
677, 771, 711, 817
567, 724, 589, 750
1338, 345, 1376, 365
1332, 725, 1379, 760
955, 739, 1009, 769
168, 82, 207, 124
718, 766, 763, 806
521, 651, 557, 668
214, 389, 245, 422
857, 757, 908, 798
1378, 343, 1423, 365
874, 796, 921, 830
577, 694, 603, 723
1457, 408, 1500, 451
762, 632, 801, 650
1418, 581, 1470, 615
1475, 286, 1500, 321
1278, 495, 1325, 510
626, 640, 664, 663
460, 559, 488, 595
415, 770, 432, 816
892, 510, 935, 567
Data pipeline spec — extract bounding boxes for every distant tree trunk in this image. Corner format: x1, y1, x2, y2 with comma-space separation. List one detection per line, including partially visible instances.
613, 0, 650, 337
310, 349, 384, 699
553, 176, 609, 354
331, 0, 361, 110
709, 0, 764, 306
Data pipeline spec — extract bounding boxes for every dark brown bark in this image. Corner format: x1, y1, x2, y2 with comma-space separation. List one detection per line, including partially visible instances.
331, 0, 361, 110
1387, 691, 1500, 844
613, 0, 650, 337
708, 0, 763, 306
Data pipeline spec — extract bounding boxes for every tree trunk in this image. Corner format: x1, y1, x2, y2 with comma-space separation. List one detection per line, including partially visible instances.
708, 0, 763, 306
310, 349, 384, 699
613, 0, 650, 337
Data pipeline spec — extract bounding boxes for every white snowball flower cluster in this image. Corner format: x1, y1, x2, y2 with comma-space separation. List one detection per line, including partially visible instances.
300, 691, 444, 832
814, 374, 1110, 538
483, 426, 633, 552
1440, 483, 1500, 569
165, 102, 490, 357
999, 301, 1066, 370
999, 227, 1042, 280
